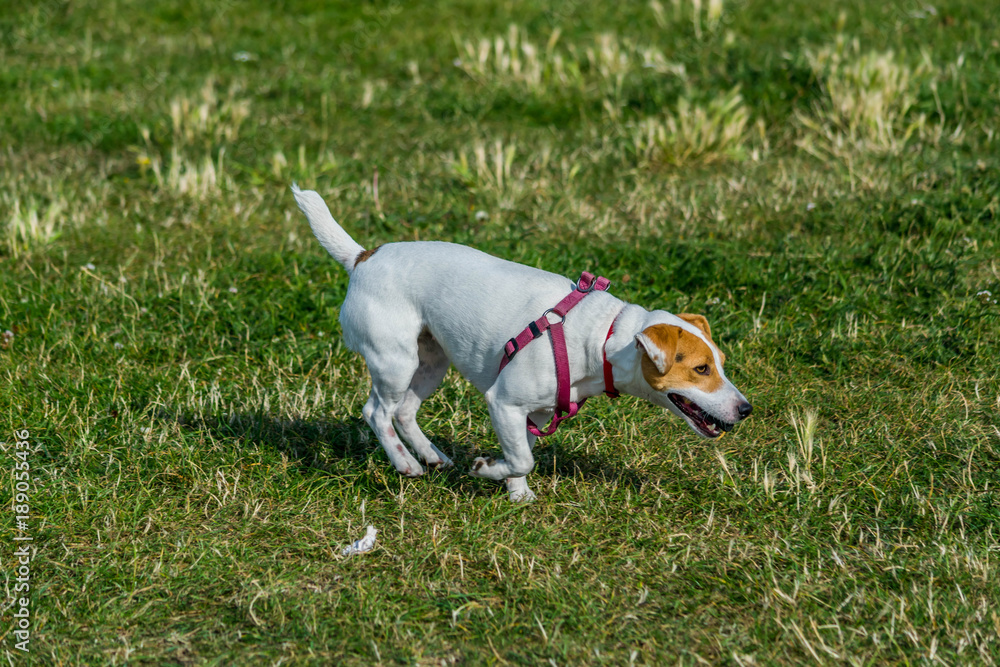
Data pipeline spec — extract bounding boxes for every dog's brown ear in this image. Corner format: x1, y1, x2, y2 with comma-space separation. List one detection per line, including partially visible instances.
678, 313, 713, 341
635, 324, 678, 375
677, 313, 725, 364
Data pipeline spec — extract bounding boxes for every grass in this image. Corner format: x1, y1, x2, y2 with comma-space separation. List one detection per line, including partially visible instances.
1, 0, 999, 664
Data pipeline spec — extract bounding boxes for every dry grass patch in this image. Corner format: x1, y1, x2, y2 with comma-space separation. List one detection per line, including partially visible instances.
796, 37, 939, 159
454, 24, 685, 98
629, 87, 752, 167
0, 149, 113, 256
649, 0, 728, 39
447, 138, 558, 212
137, 78, 251, 200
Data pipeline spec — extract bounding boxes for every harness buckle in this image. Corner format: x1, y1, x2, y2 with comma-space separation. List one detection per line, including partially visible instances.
503, 338, 519, 361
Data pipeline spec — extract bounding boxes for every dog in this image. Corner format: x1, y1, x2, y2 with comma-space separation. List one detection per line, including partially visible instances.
292, 185, 752, 501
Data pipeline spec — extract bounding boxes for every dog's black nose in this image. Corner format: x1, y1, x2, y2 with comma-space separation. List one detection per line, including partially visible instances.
738, 402, 753, 420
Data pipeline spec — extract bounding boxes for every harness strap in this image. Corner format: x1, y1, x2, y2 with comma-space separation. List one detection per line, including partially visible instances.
603, 318, 620, 399
498, 272, 617, 437
499, 272, 610, 373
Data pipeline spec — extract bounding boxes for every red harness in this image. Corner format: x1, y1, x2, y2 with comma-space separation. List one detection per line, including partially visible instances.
498, 272, 620, 437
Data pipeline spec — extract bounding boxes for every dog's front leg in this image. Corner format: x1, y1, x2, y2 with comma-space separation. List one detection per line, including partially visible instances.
470, 396, 539, 502
503, 410, 552, 502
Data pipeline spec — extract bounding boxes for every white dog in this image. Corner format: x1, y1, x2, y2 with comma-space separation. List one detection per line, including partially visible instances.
293, 185, 752, 501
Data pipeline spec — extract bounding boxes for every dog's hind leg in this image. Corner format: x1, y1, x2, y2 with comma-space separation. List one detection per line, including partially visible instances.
393, 331, 453, 469
361, 345, 426, 477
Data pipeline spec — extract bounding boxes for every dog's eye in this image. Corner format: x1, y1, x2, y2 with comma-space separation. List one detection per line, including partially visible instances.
695, 364, 710, 376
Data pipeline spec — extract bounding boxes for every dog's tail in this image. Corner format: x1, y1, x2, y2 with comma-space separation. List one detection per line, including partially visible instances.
291, 183, 365, 273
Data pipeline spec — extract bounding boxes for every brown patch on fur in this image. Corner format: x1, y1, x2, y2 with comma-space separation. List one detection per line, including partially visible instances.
354, 246, 381, 266
639, 323, 724, 393
473, 456, 495, 471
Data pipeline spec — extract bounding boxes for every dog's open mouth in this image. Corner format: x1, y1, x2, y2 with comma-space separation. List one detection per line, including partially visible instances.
668, 393, 733, 439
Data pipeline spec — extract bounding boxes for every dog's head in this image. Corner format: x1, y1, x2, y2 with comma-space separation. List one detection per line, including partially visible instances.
634, 313, 752, 438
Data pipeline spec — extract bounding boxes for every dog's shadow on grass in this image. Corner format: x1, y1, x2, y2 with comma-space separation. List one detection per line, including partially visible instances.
533, 440, 648, 494
168, 410, 644, 497
182, 411, 375, 467
167, 409, 497, 496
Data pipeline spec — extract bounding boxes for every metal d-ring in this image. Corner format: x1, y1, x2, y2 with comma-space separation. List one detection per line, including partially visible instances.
542, 308, 566, 325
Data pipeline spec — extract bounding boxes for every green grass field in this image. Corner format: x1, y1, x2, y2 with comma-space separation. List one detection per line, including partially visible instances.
2, 1, 999, 664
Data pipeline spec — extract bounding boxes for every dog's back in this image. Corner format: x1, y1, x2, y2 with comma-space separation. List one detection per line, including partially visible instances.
344, 241, 583, 391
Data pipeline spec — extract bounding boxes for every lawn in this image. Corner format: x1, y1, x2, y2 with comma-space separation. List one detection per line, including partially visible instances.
2, 0, 999, 664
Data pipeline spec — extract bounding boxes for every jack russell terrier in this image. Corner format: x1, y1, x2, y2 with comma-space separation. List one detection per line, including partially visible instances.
293, 185, 752, 501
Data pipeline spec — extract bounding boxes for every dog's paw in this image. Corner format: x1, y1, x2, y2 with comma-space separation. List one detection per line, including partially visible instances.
506, 477, 536, 502
509, 487, 536, 502
425, 454, 454, 471
396, 463, 425, 477
469, 456, 495, 476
